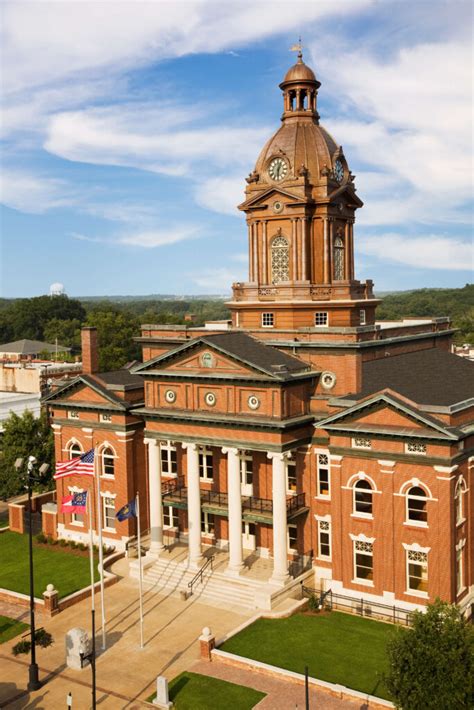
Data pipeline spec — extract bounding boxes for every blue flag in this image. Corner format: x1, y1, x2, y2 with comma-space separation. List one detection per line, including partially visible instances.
115, 499, 137, 521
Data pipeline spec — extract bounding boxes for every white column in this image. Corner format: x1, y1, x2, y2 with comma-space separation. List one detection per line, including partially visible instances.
268, 452, 290, 585
182, 442, 203, 568
222, 447, 244, 575
145, 438, 164, 557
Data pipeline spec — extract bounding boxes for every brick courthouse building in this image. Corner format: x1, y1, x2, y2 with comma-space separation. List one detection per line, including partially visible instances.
44, 53, 473, 616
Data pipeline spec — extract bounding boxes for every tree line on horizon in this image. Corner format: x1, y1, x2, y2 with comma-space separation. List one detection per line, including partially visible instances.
0, 285, 472, 372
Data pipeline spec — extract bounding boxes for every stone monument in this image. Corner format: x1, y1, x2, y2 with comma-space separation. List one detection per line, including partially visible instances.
65, 627, 91, 670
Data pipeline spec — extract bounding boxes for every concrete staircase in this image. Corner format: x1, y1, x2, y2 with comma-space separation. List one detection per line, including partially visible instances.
130, 552, 313, 611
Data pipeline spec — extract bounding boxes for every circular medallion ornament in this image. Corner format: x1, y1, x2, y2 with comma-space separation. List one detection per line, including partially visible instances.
273, 200, 284, 214
165, 389, 177, 403
248, 395, 260, 410
333, 159, 344, 184
268, 157, 288, 182
201, 352, 215, 368
205, 392, 216, 407
321, 371, 337, 390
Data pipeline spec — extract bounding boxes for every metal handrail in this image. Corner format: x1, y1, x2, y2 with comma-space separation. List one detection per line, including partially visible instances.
187, 555, 214, 595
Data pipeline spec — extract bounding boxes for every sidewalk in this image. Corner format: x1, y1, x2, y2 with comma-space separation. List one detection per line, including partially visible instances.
191, 659, 363, 710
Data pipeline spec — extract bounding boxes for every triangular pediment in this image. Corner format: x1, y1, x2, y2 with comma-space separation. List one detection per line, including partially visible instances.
42, 375, 126, 409
238, 187, 306, 211
319, 392, 456, 439
328, 183, 363, 208
133, 333, 309, 380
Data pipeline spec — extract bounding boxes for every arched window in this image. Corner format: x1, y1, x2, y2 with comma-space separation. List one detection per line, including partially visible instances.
455, 479, 466, 524
68, 442, 82, 459
333, 236, 345, 281
271, 235, 290, 283
353, 480, 373, 516
406, 486, 427, 523
101, 447, 115, 477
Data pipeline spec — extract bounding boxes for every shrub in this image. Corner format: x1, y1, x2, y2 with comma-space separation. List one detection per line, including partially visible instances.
35, 532, 47, 544
50, 537, 59, 545
35, 629, 53, 648
308, 594, 321, 612
12, 639, 31, 656
70, 541, 77, 549
78, 542, 87, 551
59, 538, 68, 547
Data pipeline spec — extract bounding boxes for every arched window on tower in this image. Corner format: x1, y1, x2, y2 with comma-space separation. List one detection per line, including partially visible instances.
333, 236, 345, 281
271, 235, 290, 283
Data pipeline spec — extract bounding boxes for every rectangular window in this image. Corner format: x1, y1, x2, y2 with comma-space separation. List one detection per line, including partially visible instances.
286, 460, 297, 493
314, 312, 328, 327
317, 520, 331, 559
201, 511, 215, 535
352, 437, 371, 450
100, 413, 112, 423
160, 441, 177, 476
407, 550, 428, 593
103, 497, 116, 530
163, 505, 179, 529
360, 309, 366, 325
354, 540, 373, 582
261, 312, 274, 327
317, 453, 330, 497
405, 441, 426, 455
199, 448, 213, 481
456, 547, 464, 593
288, 524, 298, 552
68, 410, 79, 419
240, 454, 253, 486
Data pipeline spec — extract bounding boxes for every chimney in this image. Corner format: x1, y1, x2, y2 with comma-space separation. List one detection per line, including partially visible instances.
81, 327, 99, 374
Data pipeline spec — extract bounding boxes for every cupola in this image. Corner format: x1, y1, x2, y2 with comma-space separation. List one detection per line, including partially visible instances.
279, 49, 321, 122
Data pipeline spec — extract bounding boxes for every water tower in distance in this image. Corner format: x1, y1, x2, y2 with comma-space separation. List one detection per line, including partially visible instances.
49, 282, 65, 297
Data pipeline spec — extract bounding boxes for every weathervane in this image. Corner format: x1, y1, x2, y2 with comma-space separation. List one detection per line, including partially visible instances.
290, 37, 303, 60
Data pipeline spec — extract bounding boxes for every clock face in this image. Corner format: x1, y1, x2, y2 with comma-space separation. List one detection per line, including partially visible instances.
268, 157, 288, 182
334, 159, 344, 183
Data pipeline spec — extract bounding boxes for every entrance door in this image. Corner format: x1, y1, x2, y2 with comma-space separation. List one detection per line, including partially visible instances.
242, 521, 256, 551
240, 454, 253, 497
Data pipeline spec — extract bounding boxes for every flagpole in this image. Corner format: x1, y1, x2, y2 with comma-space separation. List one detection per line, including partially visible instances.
95, 449, 106, 650
136, 492, 144, 649
87, 490, 97, 710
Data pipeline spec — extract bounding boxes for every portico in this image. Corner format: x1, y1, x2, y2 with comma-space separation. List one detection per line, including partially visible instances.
145, 437, 308, 585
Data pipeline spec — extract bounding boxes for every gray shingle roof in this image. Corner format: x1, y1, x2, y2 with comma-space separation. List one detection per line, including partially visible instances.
200, 332, 309, 376
0, 339, 70, 354
358, 348, 474, 406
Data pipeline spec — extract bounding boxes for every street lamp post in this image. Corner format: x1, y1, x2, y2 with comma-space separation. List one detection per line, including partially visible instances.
15, 455, 49, 692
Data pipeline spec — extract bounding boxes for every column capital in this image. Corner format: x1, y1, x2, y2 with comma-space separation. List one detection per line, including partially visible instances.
222, 446, 239, 456
144, 437, 158, 447
182, 442, 198, 452
267, 451, 292, 462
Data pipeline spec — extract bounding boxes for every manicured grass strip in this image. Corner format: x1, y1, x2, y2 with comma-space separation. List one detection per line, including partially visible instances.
220, 611, 393, 700
0, 531, 99, 599
0, 615, 29, 644
147, 671, 266, 709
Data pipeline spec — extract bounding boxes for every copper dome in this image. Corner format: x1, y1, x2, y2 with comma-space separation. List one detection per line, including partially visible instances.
281, 59, 318, 86
254, 120, 339, 185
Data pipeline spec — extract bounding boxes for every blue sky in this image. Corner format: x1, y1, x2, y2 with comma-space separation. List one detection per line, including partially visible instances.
1, 0, 472, 298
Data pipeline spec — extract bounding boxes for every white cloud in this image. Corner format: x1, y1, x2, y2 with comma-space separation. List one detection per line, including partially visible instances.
358, 234, 473, 271
0, 170, 79, 213
194, 175, 245, 216
72, 226, 199, 249
2, 1, 374, 94
44, 104, 269, 176
192, 267, 245, 292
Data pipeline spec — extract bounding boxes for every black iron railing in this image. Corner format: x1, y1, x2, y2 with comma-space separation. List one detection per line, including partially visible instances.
187, 555, 214, 596
287, 493, 306, 515
289, 549, 313, 578
161, 475, 185, 496
301, 585, 414, 626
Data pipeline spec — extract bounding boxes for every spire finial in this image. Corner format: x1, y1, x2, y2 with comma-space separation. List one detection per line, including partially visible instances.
290, 37, 303, 62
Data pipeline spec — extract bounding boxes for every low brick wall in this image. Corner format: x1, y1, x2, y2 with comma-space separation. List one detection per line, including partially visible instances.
8, 504, 24, 534
0, 550, 124, 617
211, 649, 394, 709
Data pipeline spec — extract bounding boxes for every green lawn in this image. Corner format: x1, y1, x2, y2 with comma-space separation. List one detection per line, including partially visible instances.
0, 531, 99, 599
0, 615, 29, 644
220, 611, 393, 700
148, 672, 266, 709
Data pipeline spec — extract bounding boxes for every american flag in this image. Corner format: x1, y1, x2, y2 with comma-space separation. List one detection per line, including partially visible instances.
54, 449, 95, 479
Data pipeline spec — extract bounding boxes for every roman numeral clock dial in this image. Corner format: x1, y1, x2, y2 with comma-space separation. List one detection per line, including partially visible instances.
268, 157, 288, 181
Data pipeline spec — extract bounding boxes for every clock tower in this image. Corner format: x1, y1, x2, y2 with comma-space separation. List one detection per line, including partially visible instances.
228, 50, 379, 331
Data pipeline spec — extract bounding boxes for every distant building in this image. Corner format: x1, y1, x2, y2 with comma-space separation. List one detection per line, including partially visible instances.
0, 339, 70, 362
49, 282, 65, 296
